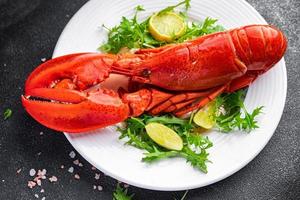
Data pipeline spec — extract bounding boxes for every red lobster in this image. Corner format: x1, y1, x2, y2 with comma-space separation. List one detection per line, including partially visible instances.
22, 25, 287, 133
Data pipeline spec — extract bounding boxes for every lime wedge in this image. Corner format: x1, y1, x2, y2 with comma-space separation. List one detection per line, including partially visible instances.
149, 12, 186, 42
193, 101, 216, 129
145, 123, 183, 151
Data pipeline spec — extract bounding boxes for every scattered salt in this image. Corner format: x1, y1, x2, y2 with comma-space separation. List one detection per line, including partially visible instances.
74, 174, 80, 180
60, 165, 64, 169
69, 151, 76, 159
68, 167, 74, 173
40, 131, 44, 135
216, 105, 226, 116
16, 168, 22, 174
41, 197, 46, 200
28, 181, 36, 189
36, 179, 42, 186
97, 185, 103, 191
94, 173, 100, 180
41, 58, 46, 62
91, 166, 96, 170
78, 163, 83, 167
29, 169, 36, 177
40, 189, 45, 193
49, 176, 58, 182
34, 194, 39, 198
73, 159, 79, 165
124, 184, 129, 188
37, 169, 47, 176
93, 185, 97, 190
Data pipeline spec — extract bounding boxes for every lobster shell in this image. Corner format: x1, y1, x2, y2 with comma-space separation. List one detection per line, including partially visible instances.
21, 24, 287, 133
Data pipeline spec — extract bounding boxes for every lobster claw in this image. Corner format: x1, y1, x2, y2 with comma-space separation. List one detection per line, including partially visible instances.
24, 53, 117, 92
22, 88, 130, 133
22, 52, 130, 133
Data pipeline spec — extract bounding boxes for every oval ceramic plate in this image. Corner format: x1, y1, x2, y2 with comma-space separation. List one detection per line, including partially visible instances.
53, 0, 287, 191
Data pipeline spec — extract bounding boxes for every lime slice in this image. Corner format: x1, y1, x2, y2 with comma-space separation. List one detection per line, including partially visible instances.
145, 123, 183, 151
193, 101, 216, 129
149, 12, 186, 42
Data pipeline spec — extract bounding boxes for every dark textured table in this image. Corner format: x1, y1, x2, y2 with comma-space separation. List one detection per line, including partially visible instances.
0, 0, 299, 199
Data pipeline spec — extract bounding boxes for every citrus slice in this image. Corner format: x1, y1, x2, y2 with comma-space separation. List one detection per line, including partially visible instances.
145, 123, 183, 151
193, 101, 216, 129
149, 12, 186, 42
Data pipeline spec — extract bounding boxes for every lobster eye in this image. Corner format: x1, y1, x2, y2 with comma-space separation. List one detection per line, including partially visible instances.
142, 69, 151, 77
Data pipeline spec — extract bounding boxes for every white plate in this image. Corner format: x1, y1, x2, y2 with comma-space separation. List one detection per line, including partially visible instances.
53, 0, 287, 191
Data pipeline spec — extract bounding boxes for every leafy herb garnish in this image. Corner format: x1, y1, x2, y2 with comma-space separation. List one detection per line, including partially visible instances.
102, 1, 264, 175
158, 0, 190, 15
4, 108, 12, 120
113, 184, 134, 200
100, 5, 163, 53
176, 18, 225, 43
118, 114, 213, 173
214, 90, 263, 133
100, 0, 223, 53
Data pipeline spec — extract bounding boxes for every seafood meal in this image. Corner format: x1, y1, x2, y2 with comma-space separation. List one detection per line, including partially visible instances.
21, 0, 287, 173
22, 25, 287, 132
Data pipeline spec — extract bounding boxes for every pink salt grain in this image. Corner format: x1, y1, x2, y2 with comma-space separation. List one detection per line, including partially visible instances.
29, 169, 36, 176
28, 181, 36, 189
36, 179, 42, 186
73, 159, 79, 165
74, 174, 80, 180
94, 173, 100, 180
49, 176, 58, 182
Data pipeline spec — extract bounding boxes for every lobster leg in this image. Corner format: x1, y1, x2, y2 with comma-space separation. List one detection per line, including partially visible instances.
173, 85, 227, 117
163, 98, 196, 113
135, 44, 175, 55
173, 73, 258, 117
227, 73, 257, 92
149, 91, 212, 115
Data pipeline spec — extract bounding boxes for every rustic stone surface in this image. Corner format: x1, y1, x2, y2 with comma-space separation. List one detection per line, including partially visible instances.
0, 0, 299, 199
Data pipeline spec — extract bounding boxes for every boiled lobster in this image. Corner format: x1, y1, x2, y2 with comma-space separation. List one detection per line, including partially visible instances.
22, 25, 287, 133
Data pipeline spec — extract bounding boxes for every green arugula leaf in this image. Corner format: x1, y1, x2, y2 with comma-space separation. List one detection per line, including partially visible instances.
146, 115, 188, 125
181, 146, 210, 173
214, 90, 263, 133
135, 5, 145, 12
99, 6, 153, 53
100, 0, 223, 53
120, 128, 154, 153
113, 184, 134, 200
176, 17, 224, 43
118, 114, 213, 173
158, 0, 191, 15
143, 147, 179, 162
186, 133, 213, 149
4, 108, 12, 120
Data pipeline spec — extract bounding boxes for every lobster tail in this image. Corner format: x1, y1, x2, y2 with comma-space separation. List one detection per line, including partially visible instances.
230, 25, 287, 73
